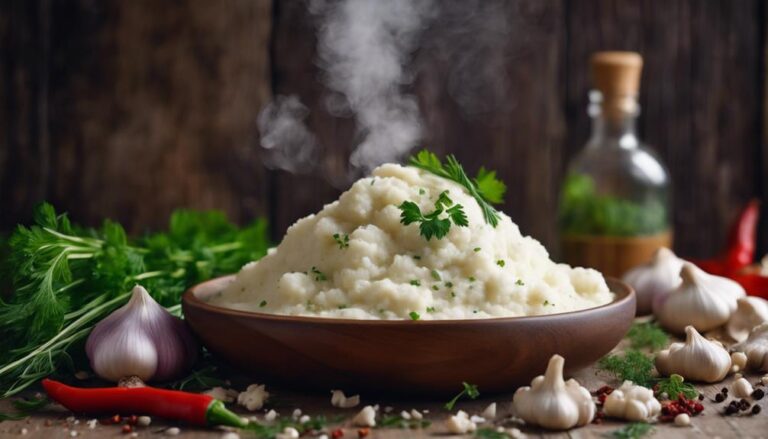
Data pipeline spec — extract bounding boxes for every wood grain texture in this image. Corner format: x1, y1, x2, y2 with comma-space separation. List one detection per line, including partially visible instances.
2, 0, 273, 232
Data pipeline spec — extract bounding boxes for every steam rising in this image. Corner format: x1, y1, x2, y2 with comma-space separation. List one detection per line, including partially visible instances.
259, 0, 433, 179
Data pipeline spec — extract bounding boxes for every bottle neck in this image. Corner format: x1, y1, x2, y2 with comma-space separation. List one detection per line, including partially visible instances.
588, 91, 640, 149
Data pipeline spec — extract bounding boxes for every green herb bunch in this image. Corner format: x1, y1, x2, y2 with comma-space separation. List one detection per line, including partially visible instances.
399, 191, 468, 240
0, 203, 269, 397
408, 150, 506, 227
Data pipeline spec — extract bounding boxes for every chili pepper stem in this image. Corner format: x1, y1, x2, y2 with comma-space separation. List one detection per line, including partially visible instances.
206, 400, 248, 428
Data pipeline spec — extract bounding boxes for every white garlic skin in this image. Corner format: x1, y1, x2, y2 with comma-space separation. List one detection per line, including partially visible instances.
512, 354, 595, 430
85, 285, 198, 382
603, 381, 661, 422
654, 263, 743, 334
732, 322, 768, 372
732, 378, 753, 398
726, 297, 768, 342
622, 247, 683, 315
352, 406, 377, 427
655, 325, 731, 383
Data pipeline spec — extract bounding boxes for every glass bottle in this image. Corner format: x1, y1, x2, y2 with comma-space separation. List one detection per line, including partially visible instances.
559, 52, 672, 278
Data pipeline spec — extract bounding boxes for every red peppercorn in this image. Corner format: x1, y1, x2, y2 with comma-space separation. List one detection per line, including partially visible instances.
357, 428, 370, 438
111, 415, 122, 425
331, 428, 345, 438
121, 425, 133, 434
126, 415, 138, 425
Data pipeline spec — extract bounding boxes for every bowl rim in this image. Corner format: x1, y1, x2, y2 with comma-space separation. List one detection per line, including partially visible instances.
182, 275, 635, 326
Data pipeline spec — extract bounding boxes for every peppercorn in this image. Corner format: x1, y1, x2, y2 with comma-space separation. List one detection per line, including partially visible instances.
357, 428, 370, 438
722, 387, 729, 394
752, 388, 765, 400
331, 428, 344, 439
739, 399, 751, 411
725, 405, 738, 415
111, 415, 122, 425
126, 415, 138, 426
752, 405, 762, 415
715, 393, 726, 403
121, 425, 132, 434
698, 393, 704, 401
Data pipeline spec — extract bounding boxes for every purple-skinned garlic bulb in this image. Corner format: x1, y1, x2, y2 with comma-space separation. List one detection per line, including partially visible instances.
86, 285, 198, 383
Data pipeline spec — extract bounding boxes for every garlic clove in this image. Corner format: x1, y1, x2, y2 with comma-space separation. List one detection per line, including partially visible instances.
623, 247, 684, 315
655, 325, 731, 383
731, 351, 748, 373
512, 354, 595, 430
85, 285, 198, 382
603, 381, 661, 422
726, 297, 768, 342
352, 406, 377, 427
732, 322, 768, 372
654, 263, 742, 334
732, 378, 754, 399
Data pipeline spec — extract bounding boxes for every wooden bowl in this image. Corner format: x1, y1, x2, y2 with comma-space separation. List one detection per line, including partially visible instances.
182, 276, 635, 396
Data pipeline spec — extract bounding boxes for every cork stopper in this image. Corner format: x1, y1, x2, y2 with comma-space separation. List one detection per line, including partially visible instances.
591, 51, 643, 118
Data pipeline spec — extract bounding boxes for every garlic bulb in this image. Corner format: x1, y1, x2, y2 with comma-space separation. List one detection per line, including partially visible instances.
85, 285, 198, 382
237, 384, 269, 411
732, 322, 768, 372
654, 263, 744, 334
622, 247, 683, 315
603, 381, 661, 422
352, 406, 377, 427
330, 390, 360, 408
655, 325, 731, 383
726, 297, 768, 342
512, 354, 595, 430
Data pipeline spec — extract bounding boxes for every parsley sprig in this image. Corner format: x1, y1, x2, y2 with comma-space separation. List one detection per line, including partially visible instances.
399, 191, 468, 240
408, 150, 506, 227
444, 382, 480, 410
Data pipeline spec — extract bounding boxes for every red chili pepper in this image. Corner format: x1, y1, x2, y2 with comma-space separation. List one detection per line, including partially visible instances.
693, 199, 760, 275
728, 274, 768, 300
42, 379, 246, 428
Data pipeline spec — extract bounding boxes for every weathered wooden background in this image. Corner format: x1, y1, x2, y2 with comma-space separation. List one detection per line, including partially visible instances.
1, 0, 767, 260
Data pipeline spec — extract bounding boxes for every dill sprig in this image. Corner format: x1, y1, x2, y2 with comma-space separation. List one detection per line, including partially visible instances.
609, 422, 653, 439
627, 322, 669, 351
598, 350, 655, 387
655, 374, 697, 400
0, 203, 269, 398
407, 150, 506, 227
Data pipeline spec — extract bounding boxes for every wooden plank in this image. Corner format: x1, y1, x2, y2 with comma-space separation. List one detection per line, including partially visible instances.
565, 0, 763, 259
1, 0, 273, 233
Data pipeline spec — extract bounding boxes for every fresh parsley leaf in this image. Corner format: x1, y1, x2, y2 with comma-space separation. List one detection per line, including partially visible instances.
496, 259, 505, 267
431, 269, 441, 281
515, 279, 524, 286
311, 266, 327, 281
409, 311, 421, 321
398, 191, 468, 241
474, 167, 507, 205
655, 374, 697, 400
408, 150, 504, 227
444, 382, 480, 410
609, 422, 653, 439
598, 350, 655, 387
627, 322, 669, 351
378, 414, 431, 429
259, 300, 267, 308
475, 428, 512, 439
410, 279, 421, 286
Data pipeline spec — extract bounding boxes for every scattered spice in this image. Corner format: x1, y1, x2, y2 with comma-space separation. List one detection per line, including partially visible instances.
331, 428, 344, 438
714, 393, 725, 403
752, 405, 762, 415
121, 425, 133, 434
752, 388, 765, 400
659, 395, 703, 422
654, 374, 697, 400
357, 428, 370, 437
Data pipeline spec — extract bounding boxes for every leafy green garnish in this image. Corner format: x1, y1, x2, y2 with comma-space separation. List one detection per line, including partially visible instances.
0, 394, 49, 422
627, 322, 669, 351
609, 422, 653, 439
410, 279, 421, 286
169, 361, 227, 392
444, 382, 480, 410
496, 259, 505, 267
243, 415, 337, 438
431, 269, 441, 281
399, 191, 468, 240
408, 150, 505, 227
475, 428, 511, 439
311, 266, 327, 281
598, 350, 655, 387
0, 203, 269, 397
378, 414, 431, 429
655, 374, 697, 400
409, 311, 421, 321
332, 233, 350, 249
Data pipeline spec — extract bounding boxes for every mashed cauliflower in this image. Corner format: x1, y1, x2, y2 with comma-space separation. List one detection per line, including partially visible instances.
210, 164, 613, 319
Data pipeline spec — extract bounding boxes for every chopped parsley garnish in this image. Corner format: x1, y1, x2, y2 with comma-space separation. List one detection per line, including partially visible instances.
445, 281, 454, 288
332, 233, 350, 249
468, 276, 476, 282
432, 285, 439, 291
408, 150, 506, 227
543, 300, 549, 306
399, 190, 468, 240
426, 306, 436, 313
378, 414, 431, 429
409, 279, 421, 286
431, 269, 442, 281
496, 259, 505, 267
311, 266, 327, 281
515, 279, 524, 286
419, 188, 426, 195
444, 382, 480, 410
259, 300, 267, 308
337, 305, 347, 309
473, 247, 481, 252
409, 311, 421, 321
450, 291, 456, 298
413, 255, 421, 260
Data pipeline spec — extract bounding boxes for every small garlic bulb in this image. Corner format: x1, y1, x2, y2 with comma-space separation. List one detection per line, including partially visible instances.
654, 263, 744, 334
655, 326, 731, 383
512, 354, 595, 430
603, 380, 661, 422
732, 322, 768, 372
86, 285, 198, 382
622, 247, 683, 315
726, 297, 768, 342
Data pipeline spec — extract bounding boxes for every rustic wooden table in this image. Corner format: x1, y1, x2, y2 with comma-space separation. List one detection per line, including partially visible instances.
1, 342, 766, 438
